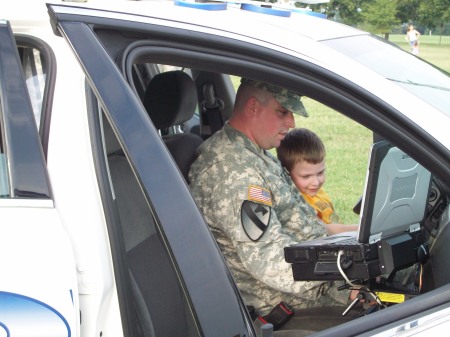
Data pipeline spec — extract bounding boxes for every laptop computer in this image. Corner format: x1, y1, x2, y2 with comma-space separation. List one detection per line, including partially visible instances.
284, 140, 431, 281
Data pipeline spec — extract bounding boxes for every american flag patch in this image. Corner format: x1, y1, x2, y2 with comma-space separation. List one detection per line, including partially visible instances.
248, 185, 272, 206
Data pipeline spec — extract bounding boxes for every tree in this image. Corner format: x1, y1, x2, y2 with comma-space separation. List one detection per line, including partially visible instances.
418, 0, 450, 38
395, 0, 421, 25
361, 0, 400, 39
311, 0, 366, 26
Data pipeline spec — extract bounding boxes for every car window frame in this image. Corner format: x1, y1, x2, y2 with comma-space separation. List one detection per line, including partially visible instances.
0, 20, 51, 199
15, 34, 57, 159
116, 34, 450, 186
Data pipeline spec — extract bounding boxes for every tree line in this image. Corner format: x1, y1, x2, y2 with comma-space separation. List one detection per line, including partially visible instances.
306, 0, 450, 37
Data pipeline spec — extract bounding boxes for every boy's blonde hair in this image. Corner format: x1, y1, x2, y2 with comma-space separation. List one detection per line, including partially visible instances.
277, 128, 325, 172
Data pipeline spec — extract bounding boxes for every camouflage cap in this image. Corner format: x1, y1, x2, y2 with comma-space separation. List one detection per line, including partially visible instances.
240, 78, 308, 117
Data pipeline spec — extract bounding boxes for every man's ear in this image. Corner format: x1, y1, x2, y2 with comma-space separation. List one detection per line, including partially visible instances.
246, 97, 258, 118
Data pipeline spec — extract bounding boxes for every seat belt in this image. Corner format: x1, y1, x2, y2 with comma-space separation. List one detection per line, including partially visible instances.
200, 83, 224, 138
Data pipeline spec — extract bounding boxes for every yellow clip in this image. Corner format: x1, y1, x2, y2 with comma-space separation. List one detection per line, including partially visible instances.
375, 292, 405, 303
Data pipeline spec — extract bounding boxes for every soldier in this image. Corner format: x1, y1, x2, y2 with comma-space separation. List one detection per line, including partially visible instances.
189, 78, 353, 331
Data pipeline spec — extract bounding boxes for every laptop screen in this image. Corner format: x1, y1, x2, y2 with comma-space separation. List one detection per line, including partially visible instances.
357, 141, 431, 243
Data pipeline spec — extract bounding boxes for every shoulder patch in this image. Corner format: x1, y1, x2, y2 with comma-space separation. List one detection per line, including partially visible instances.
247, 185, 272, 206
241, 200, 271, 241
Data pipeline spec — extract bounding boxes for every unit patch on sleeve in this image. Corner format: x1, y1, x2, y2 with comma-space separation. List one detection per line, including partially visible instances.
241, 200, 271, 241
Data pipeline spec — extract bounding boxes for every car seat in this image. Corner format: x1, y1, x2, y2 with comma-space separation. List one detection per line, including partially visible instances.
143, 70, 203, 183
422, 212, 450, 292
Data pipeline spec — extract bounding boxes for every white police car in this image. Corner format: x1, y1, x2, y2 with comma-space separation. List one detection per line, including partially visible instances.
1, 0, 449, 336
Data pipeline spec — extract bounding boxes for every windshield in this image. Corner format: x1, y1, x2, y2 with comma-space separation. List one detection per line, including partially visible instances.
322, 35, 450, 117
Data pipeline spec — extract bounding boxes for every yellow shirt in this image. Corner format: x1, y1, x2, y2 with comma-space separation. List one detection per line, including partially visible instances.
302, 188, 340, 224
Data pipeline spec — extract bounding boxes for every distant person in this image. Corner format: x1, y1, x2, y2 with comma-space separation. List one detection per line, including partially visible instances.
412, 40, 419, 55
405, 25, 420, 52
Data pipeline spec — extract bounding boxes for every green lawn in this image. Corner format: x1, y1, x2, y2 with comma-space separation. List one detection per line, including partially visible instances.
292, 102, 372, 224
389, 34, 450, 73
230, 36, 448, 224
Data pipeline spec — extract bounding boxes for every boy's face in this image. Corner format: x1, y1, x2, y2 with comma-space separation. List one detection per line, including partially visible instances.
290, 160, 326, 197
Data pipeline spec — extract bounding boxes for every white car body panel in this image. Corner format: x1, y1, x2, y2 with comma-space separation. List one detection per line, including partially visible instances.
2, 2, 124, 335
0, 204, 78, 335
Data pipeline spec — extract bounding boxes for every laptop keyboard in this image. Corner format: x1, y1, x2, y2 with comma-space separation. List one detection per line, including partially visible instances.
332, 237, 359, 246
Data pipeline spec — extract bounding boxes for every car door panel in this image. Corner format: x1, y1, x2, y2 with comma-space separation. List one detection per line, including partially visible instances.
49, 9, 252, 337
0, 20, 78, 336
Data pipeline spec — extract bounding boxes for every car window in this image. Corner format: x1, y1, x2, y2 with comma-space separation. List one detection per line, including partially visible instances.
15, 35, 56, 159
322, 35, 450, 117
0, 25, 12, 198
118, 38, 447, 230
20, 46, 46, 129
0, 23, 50, 199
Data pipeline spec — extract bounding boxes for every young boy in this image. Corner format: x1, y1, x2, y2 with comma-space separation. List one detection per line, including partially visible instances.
277, 128, 338, 223
277, 128, 357, 234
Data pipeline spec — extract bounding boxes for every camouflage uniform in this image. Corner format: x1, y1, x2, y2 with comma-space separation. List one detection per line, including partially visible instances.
189, 123, 349, 315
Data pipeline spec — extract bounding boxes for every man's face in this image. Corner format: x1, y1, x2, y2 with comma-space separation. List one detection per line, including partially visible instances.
290, 160, 326, 197
254, 96, 295, 150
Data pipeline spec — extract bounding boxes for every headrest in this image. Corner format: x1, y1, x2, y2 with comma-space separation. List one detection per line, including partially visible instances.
143, 71, 198, 130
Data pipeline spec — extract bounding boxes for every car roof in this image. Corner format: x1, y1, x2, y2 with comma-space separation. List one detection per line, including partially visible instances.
80, 0, 367, 41
7, 0, 372, 80
5, 0, 450, 150
4, 0, 367, 44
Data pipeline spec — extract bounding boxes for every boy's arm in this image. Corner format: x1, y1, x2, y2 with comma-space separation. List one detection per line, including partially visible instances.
325, 223, 359, 235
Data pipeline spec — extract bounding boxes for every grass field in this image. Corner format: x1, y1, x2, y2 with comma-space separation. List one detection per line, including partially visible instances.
230, 35, 448, 224
389, 34, 450, 73
292, 101, 372, 224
